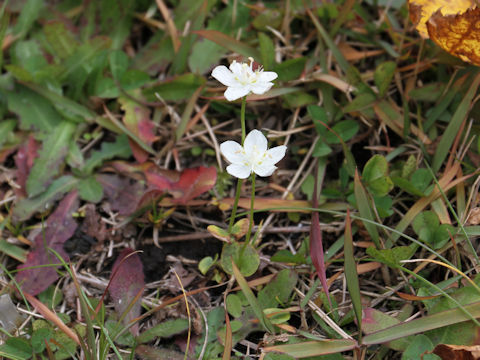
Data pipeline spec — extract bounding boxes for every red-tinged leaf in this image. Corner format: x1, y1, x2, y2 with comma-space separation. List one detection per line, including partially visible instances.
145, 165, 217, 204
120, 97, 158, 163
170, 166, 217, 204
144, 166, 179, 191
108, 248, 144, 336
138, 118, 157, 143
14, 135, 39, 197
128, 139, 149, 164
310, 163, 331, 307
96, 174, 145, 215
16, 191, 79, 295
103, 162, 216, 206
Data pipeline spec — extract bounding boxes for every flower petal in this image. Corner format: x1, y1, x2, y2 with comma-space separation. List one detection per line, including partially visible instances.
244, 130, 268, 156
250, 81, 274, 95
258, 71, 278, 82
220, 141, 246, 164
226, 163, 251, 179
212, 66, 237, 87
229, 61, 243, 75
265, 145, 287, 165
224, 86, 250, 101
253, 163, 276, 177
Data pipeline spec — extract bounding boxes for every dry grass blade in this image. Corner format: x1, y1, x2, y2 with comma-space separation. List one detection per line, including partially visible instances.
24, 292, 80, 345
155, 0, 180, 52
172, 268, 191, 360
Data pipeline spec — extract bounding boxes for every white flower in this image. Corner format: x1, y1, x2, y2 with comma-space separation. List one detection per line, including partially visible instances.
220, 129, 287, 179
211, 58, 278, 101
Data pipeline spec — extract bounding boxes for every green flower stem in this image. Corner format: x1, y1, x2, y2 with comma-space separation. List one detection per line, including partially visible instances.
228, 96, 248, 233
228, 178, 243, 232
240, 96, 247, 144
245, 173, 255, 244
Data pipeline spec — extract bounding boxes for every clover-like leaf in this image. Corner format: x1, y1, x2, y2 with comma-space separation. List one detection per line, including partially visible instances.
362, 155, 394, 197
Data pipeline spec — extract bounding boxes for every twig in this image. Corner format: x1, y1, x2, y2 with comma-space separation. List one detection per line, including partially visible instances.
295, 288, 353, 340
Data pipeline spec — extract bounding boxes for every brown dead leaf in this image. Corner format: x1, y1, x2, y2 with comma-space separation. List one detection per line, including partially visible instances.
433, 344, 480, 360
466, 207, 480, 225
80, 204, 108, 243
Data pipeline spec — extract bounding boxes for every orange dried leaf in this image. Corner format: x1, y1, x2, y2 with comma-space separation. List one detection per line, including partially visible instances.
409, 0, 480, 66
427, 7, 480, 66
409, 0, 475, 38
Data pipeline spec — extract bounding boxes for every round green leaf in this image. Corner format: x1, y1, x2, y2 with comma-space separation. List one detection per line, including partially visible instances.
412, 211, 439, 244
220, 242, 260, 277
401, 334, 439, 360
198, 256, 215, 275
226, 294, 243, 318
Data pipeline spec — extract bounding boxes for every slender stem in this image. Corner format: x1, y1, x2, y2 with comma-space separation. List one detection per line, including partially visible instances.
245, 173, 255, 244
228, 96, 248, 233
228, 178, 243, 231
240, 96, 247, 144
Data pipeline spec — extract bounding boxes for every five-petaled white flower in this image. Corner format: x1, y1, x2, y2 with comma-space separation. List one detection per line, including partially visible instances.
212, 58, 278, 101
220, 129, 287, 179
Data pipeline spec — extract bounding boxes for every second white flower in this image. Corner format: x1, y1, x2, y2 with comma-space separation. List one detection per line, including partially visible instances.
220, 129, 287, 179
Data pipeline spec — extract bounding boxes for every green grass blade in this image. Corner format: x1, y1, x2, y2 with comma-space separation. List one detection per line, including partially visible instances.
432, 70, 480, 172
175, 85, 204, 141
363, 300, 480, 346
306, 9, 349, 75
354, 169, 381, 248
231, 260, 275, 334
263, 339, 357, 357
0, 239, 27, 263
344, 210, 362, 340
